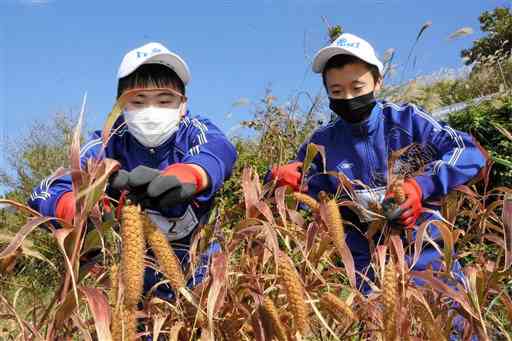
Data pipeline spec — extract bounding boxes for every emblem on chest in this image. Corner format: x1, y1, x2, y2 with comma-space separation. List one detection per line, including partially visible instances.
336, 161, 354, 172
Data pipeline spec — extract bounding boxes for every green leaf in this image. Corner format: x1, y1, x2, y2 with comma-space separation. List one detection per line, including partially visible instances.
0, 232, 57, 270
302, 143, 326, 175
494, 156, 512, 169
81, 218, 114, 257
492, 121, 512, 142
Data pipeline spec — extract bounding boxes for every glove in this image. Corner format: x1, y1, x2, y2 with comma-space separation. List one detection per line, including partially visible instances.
110, 165, 161, 190
399, 179, 423, 228
270, 161, 303, 191
55, 191, 75, 224
110, 166, 160, 206
147, 163, 205, 207
384, 179, 423, 229
110, 164, 206, 208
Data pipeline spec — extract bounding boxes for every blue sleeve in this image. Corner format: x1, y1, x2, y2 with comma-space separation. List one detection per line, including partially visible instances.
27, 131, 105, 217
409, 105, 486, 199
181, 118, 237, 202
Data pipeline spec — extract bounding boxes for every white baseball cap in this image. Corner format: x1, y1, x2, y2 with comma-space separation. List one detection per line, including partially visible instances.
117, 42, 191, 85
312, 33, 383, 75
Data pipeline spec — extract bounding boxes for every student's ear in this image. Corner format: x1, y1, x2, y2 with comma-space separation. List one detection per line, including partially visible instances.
374, 77, 383, 95
179, 101, 188, 117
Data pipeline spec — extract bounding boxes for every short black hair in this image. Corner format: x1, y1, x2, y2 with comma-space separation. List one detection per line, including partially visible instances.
117, 63, 186, 99
322, 54, 381, 85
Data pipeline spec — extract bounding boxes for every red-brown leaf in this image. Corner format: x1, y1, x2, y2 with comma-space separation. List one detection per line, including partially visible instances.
79, 286, 112, 341
503, 194, 512, 270
207, 251, 228, 332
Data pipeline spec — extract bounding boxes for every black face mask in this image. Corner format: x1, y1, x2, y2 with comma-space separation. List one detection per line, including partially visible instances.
329, 92, 377, 123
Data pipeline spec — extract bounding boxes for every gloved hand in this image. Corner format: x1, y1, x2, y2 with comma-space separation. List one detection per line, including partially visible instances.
270, 161, 303, 191
147, 163, 205, 207
55, 191, 75, 224
110, 164, 205, 209
110, 165, 160, 206
384, 179, 423, 229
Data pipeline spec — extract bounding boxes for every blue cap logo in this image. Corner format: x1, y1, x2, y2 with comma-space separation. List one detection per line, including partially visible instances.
336, 38, 360, 49
136, 47, 162, 59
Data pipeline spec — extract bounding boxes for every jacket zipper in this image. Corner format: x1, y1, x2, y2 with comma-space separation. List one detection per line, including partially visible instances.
148, 148, 159, 168
364, 138, 377, 187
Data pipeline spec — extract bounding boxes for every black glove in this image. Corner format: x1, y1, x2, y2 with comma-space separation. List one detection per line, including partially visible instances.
110, 164, 199, 209
110, 166, 160, 208
382, 197, 404, 227
146, 163, 201, 207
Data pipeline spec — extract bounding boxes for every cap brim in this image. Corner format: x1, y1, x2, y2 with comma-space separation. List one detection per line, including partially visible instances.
312, 46, 356, 73
312, 46, 383, 75
118, 52, 191, 85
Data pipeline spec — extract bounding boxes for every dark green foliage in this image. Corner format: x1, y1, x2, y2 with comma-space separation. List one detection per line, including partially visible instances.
328, 25, 343, 43
448, 95, 512, 187
462, 7, 512, 65
0, 114, 76, 298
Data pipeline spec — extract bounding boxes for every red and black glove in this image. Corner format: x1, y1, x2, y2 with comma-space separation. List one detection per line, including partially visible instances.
147, 163, 205, 207
55, 191, 75, 224
110, 166, 160, 206
384, 179, 423, 230
271, 161, 303, 191
110, 164, 205, 209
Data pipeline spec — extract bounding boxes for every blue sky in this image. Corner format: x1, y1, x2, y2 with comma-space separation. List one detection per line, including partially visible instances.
0, 0, 509, 183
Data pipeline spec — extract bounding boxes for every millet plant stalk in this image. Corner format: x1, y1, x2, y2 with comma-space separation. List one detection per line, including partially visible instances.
390, 179, 406, 204
109, 263, 119, 308
143, 215, 186, 291
319, 191, 346, 259
120, 204, 145, 307
293, 192, 320, 212
277, 252, 309, 335
260, 296, 288, 341
111, 305, 137, 341
382, 259, 398, 341
320, 292, 356, 323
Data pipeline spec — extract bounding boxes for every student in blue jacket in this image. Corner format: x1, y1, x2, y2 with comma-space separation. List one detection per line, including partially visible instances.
28, 42, 237, 300
270, 33, 486, 294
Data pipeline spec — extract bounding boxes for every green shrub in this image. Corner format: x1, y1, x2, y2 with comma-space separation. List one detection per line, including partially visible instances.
448, 94, 512, 187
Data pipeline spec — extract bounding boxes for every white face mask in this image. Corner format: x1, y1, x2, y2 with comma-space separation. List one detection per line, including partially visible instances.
123, 105, 183, 148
